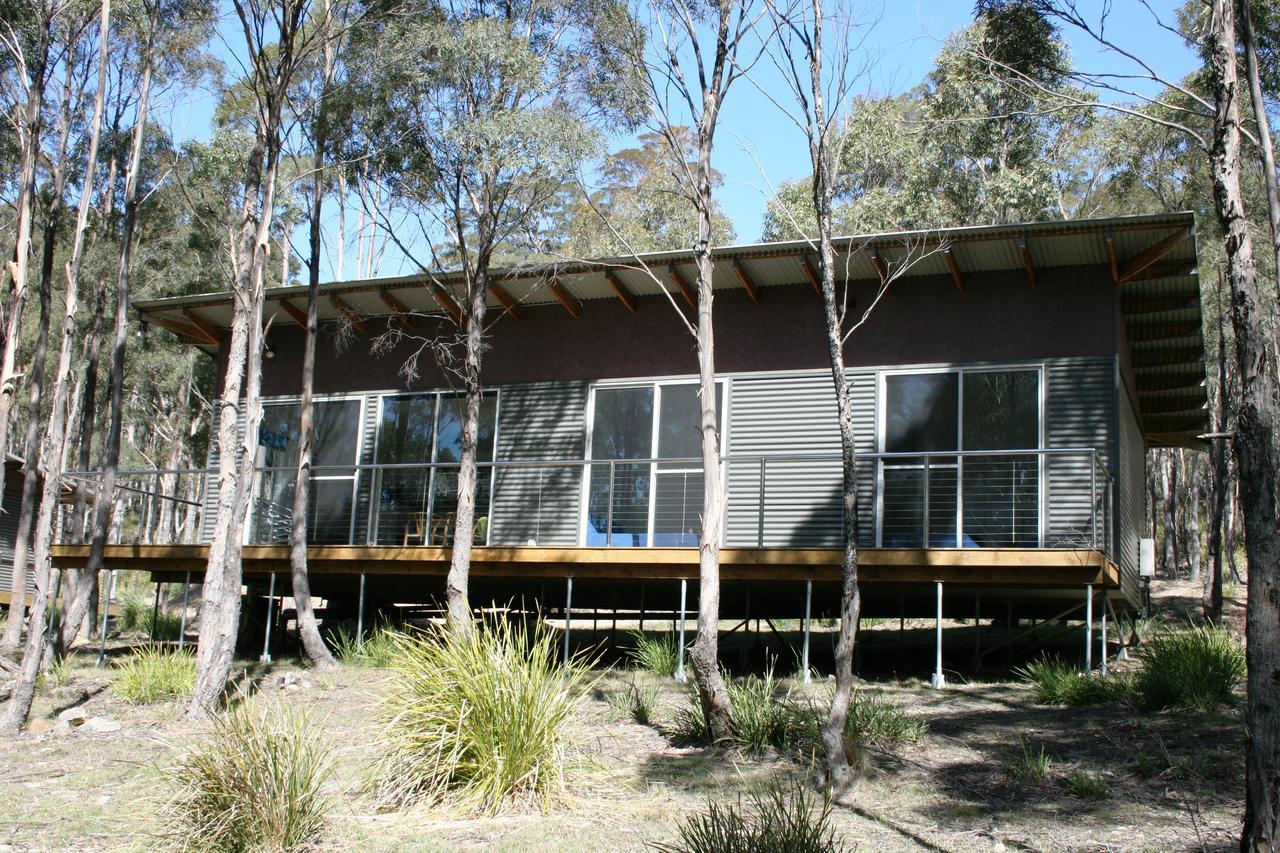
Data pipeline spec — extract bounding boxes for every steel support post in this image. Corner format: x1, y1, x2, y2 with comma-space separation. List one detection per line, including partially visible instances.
931, 581, 945, 689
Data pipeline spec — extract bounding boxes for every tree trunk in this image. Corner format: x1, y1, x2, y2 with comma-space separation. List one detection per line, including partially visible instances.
1161, 452, 1179, 577
1204, 4, 1280, 849
1239, 0, 1280, 296
1208, 273, 1230, 621
1188, 452, 1202, 585
444, 264, 486, 636
0, 0, 109, 730
290, 21, 339, 668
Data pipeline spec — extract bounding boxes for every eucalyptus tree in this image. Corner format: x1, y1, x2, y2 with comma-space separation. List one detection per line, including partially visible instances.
345, 0, 644, 634
190, 0, 323, 718
0, 0, 109, 732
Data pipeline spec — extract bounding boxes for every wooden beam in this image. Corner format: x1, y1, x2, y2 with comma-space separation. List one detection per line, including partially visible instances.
732, 258, 761, 304
546, 280, 580, 318
1104, 230, 1119, 283
666, 264, 696, 309
1118, 226, 1191, 283
800, 257, 822, 296
183, 309, 223, 344
151, 315, 215, 346
943, 245, 964, 291
379, 289, 416, 328
429, 284, 464, 324
328, 294, 366, 333
1019, 233, 1036, 287
276, 299, 308, 328
604, 270, 637, 313
868, 245, 888, 283
487, 283, 522, 321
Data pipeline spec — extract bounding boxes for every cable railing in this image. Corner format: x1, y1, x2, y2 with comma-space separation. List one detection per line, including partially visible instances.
58, 447, 1114, 560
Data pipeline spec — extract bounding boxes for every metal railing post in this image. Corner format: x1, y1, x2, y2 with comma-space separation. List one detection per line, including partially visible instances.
1090, 459, 1098, 550
605, 461, 615, 547
921, 456, 930, 547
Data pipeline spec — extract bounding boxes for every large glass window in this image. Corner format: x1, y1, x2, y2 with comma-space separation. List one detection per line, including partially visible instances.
880, 369, 1039, 548
585, 382, 721, 547
373, 391, 497, 545
252, 399, 361, 544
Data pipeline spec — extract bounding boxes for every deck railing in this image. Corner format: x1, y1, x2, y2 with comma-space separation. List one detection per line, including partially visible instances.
59, 447, 1114, 560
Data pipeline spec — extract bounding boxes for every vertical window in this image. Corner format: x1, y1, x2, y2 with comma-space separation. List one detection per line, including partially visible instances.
880, 369, 1040, 548
253, 399, 361, 545
373, 391, 497, 545
585, 382, 722, 547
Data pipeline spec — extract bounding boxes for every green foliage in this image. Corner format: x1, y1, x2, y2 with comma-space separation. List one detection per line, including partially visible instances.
1006, 741, 1052, 781
372, 618, 596, 813
1130, 626, 1245, 712
162, 702, 334, 853
39, 654, 75, 690
627, 630, 682, 676
1065, 768, 1109, 800
671, 673, 924, 758
111, 646, 197, 704
1016, 657, 1130, 706
328, 623, 398, 668
653, 780, 839, 853
609, 680, 660, 725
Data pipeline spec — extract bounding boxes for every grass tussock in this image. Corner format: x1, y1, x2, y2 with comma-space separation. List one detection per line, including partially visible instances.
162, 701, 334, 852
627, 631, 682, 676
653, 779, 839, 853
1065, 768, 1109, 800
373, 617, 596, 814
608, 680, 660, 725
329, 622, 398, 668
1016, 657, 1130, 707
1131, 626, 1244, 712
671, 670, 924, 758
1017, 627, 1244, 712
1006, 741, 1053, 782
111, 646, 197, 704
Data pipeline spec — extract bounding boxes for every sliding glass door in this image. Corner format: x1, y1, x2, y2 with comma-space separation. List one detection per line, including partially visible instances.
879, 368, 1040, 548
252, 398, 362, 544
585, 381, 721, 547
372, 391, 497, 545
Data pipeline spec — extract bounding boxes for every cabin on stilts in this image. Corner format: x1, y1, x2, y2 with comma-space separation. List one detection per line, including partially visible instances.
46, 211, 1208, 677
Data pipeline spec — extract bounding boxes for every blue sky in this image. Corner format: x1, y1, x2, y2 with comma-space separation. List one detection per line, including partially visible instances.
151, 1, 1199, 277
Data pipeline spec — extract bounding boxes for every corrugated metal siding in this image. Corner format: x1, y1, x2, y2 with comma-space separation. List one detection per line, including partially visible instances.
725, 371, 875, 547
1045, 357, 1116, 548
353, 396, 377, 544
0, 469, 36, 599
490, 381, 589, 546
200, 401, 247, 544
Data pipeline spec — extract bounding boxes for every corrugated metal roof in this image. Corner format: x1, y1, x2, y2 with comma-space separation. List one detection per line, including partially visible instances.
137, 211, 1209, 445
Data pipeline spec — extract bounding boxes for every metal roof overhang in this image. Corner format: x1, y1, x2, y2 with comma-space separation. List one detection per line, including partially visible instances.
136, 211, 1209, 448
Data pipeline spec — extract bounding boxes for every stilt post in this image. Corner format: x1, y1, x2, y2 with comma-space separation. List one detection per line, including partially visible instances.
1084, 583, 1094, 673
149, 580, 162, 641
178, 571, 192, 650
356, 572, 366, 639
1100, 592, 1108, 677
801, 580, 813, 684
562, 575, 573, 667
261, 573, 276, 663
931, 581, 945, 689
96, 570, 116, 667
675, 578, 687, 682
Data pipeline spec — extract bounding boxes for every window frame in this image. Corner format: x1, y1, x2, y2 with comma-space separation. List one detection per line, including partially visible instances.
874, 364, 1046, 548
579, 378, 729, 547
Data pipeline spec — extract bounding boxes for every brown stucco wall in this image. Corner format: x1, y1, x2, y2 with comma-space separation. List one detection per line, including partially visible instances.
235, 264, 1123, 397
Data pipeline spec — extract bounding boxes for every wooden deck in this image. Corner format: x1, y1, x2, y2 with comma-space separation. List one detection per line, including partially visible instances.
49, 544, 1120, 588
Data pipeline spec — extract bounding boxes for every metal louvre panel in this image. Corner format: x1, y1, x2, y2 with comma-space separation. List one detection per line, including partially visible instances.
490, 381, 589, 546
1045, 357, 1115, 547
726, 370, 875, 548
354, 396, 378, 543
0, 471, 35, 597
1117, 385, 1146, 590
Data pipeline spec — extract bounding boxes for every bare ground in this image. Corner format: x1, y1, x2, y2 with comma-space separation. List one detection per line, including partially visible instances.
0, 579, 1245, 852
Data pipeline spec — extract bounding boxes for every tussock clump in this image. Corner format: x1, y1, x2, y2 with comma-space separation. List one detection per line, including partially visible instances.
654, 779, 839, 853
1016, 657, 1129, 706
328, 622, 398, 668
372, 618, 595, 813
627, 631, 682, 676
162, 701, 334, 852
111, 646, 196, 703
1131, 625, 1244, 711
